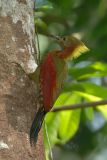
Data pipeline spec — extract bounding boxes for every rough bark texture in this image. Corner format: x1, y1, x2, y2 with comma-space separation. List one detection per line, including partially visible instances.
0, 0, 45, 159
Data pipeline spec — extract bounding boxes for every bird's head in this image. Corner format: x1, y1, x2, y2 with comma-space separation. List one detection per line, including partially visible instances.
55, 35, 90, 59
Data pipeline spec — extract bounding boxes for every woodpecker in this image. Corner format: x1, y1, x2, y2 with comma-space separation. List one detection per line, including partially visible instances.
29, 35, 89, 144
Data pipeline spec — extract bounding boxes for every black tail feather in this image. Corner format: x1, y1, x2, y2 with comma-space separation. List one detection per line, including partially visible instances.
30, 107, 46, 145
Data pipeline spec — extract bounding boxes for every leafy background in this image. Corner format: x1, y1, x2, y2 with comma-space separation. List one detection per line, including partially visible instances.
35, 0, 107, 159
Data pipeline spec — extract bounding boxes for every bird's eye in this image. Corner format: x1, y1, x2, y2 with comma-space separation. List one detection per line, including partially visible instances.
63, 37, 66, 41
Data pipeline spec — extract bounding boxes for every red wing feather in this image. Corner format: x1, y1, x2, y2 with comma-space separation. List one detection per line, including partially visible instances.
40, 54, 56, 112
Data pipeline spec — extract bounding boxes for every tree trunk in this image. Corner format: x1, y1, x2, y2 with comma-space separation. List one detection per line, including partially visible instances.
0, 0, 45, 159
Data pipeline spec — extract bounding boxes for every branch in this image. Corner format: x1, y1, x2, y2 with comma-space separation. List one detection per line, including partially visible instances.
52, 99, 107, 112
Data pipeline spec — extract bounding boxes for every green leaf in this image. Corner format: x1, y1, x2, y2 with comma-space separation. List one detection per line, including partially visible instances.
55, 93, 81, 142
54, 92, 75, 106
65, 82, 107, 99
35, 18, 48, 30
44, 112, 61, 159
75, 91, 107, 119
44, 112, 60, 149
36, 0, 53, 11
69, 62, 107, 80
84, 107, 94, 121
65, 82, 107, 119
58, 109, 81, 142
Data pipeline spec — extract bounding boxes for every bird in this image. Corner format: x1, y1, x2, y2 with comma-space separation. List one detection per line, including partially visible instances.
29, 35, 89, 144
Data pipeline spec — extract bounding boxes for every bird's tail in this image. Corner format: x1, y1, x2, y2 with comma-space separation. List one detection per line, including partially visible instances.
30, 107, 46, 144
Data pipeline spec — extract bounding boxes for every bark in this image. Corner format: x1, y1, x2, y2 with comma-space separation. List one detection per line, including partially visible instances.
0, 0, 45, 159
